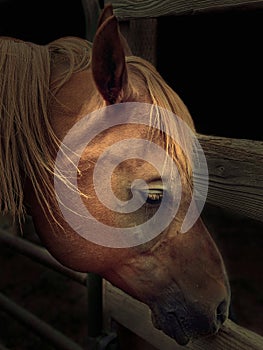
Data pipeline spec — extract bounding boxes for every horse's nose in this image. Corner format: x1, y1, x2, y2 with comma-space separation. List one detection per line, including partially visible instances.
150, 297, 229, 345
188, 298, 229, 338
214, 299, 228, 331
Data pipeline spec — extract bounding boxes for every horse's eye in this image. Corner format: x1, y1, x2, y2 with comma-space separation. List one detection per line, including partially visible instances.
146, 189, 163, 205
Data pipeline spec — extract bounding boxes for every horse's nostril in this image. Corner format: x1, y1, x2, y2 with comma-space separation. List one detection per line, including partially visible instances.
216, 300, 228, 325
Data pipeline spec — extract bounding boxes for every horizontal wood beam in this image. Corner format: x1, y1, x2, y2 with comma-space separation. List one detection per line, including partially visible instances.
197, 134, 263, 222
111, 0, 263, 20
103, 280, 263, 350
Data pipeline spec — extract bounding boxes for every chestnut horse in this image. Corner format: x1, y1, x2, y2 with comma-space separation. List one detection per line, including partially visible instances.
0, 3, 230, 346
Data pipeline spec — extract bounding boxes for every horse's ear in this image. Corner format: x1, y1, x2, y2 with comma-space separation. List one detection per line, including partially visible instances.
92, 9, 130, 104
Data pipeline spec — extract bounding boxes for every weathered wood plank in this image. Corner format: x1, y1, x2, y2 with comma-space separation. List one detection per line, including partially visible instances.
81, 0, 101, 41
103, 280, 263, 350
119, 18, 157, 65
111, 0, 263, 19
197, 134, 263, 222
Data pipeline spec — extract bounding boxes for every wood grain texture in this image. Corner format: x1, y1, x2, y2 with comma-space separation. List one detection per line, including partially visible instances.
103, 280, 263, 350
110, 0, 263, 19
81, 0, 101, 41
197, 134, 263, 222
119, 18, 157, 65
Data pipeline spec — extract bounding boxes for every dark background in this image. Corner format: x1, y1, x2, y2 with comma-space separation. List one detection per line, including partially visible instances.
157, 9, 263, 141
0, 0, 86, 43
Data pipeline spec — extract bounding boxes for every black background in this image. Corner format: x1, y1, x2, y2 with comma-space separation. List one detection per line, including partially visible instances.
157, 9, 263, 140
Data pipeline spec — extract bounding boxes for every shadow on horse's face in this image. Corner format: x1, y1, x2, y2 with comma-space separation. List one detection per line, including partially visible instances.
23, 3, 230, 346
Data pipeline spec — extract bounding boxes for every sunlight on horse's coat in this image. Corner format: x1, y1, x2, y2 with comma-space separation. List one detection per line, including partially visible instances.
0, 3, 230, 346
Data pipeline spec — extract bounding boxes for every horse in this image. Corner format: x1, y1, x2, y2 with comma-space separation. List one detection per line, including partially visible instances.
0, 3, 230, 346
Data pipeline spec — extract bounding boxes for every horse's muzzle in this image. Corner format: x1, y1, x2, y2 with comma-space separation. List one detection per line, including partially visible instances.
150, 297, 229, 346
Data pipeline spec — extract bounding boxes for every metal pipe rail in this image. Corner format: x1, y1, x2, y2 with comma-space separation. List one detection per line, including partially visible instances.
0, 228, 87, 285
0, 228, 110, 348
0, 344, 9, 350
0, 292, 84, 350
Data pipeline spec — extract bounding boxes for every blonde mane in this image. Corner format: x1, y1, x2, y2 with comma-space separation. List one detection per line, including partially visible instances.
0, 37, 91, 223
0, 36, 194, 224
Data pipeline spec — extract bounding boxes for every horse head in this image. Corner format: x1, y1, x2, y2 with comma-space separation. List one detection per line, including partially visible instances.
20, 3, 231, 346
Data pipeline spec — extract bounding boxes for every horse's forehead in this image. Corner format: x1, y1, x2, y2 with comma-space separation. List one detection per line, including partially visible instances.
80, 123, 152, 160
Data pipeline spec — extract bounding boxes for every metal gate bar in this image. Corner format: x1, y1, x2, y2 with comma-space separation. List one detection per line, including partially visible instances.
87, 273, 103, 338
0, 344, 9, 350
0, 229, 107, 347
0, 229, 87, 285
0, 292, 83, 350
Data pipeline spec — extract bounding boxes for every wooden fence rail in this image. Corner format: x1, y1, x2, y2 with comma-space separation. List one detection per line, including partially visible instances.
111, 0, 263, 19
198, 134, 263, 223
